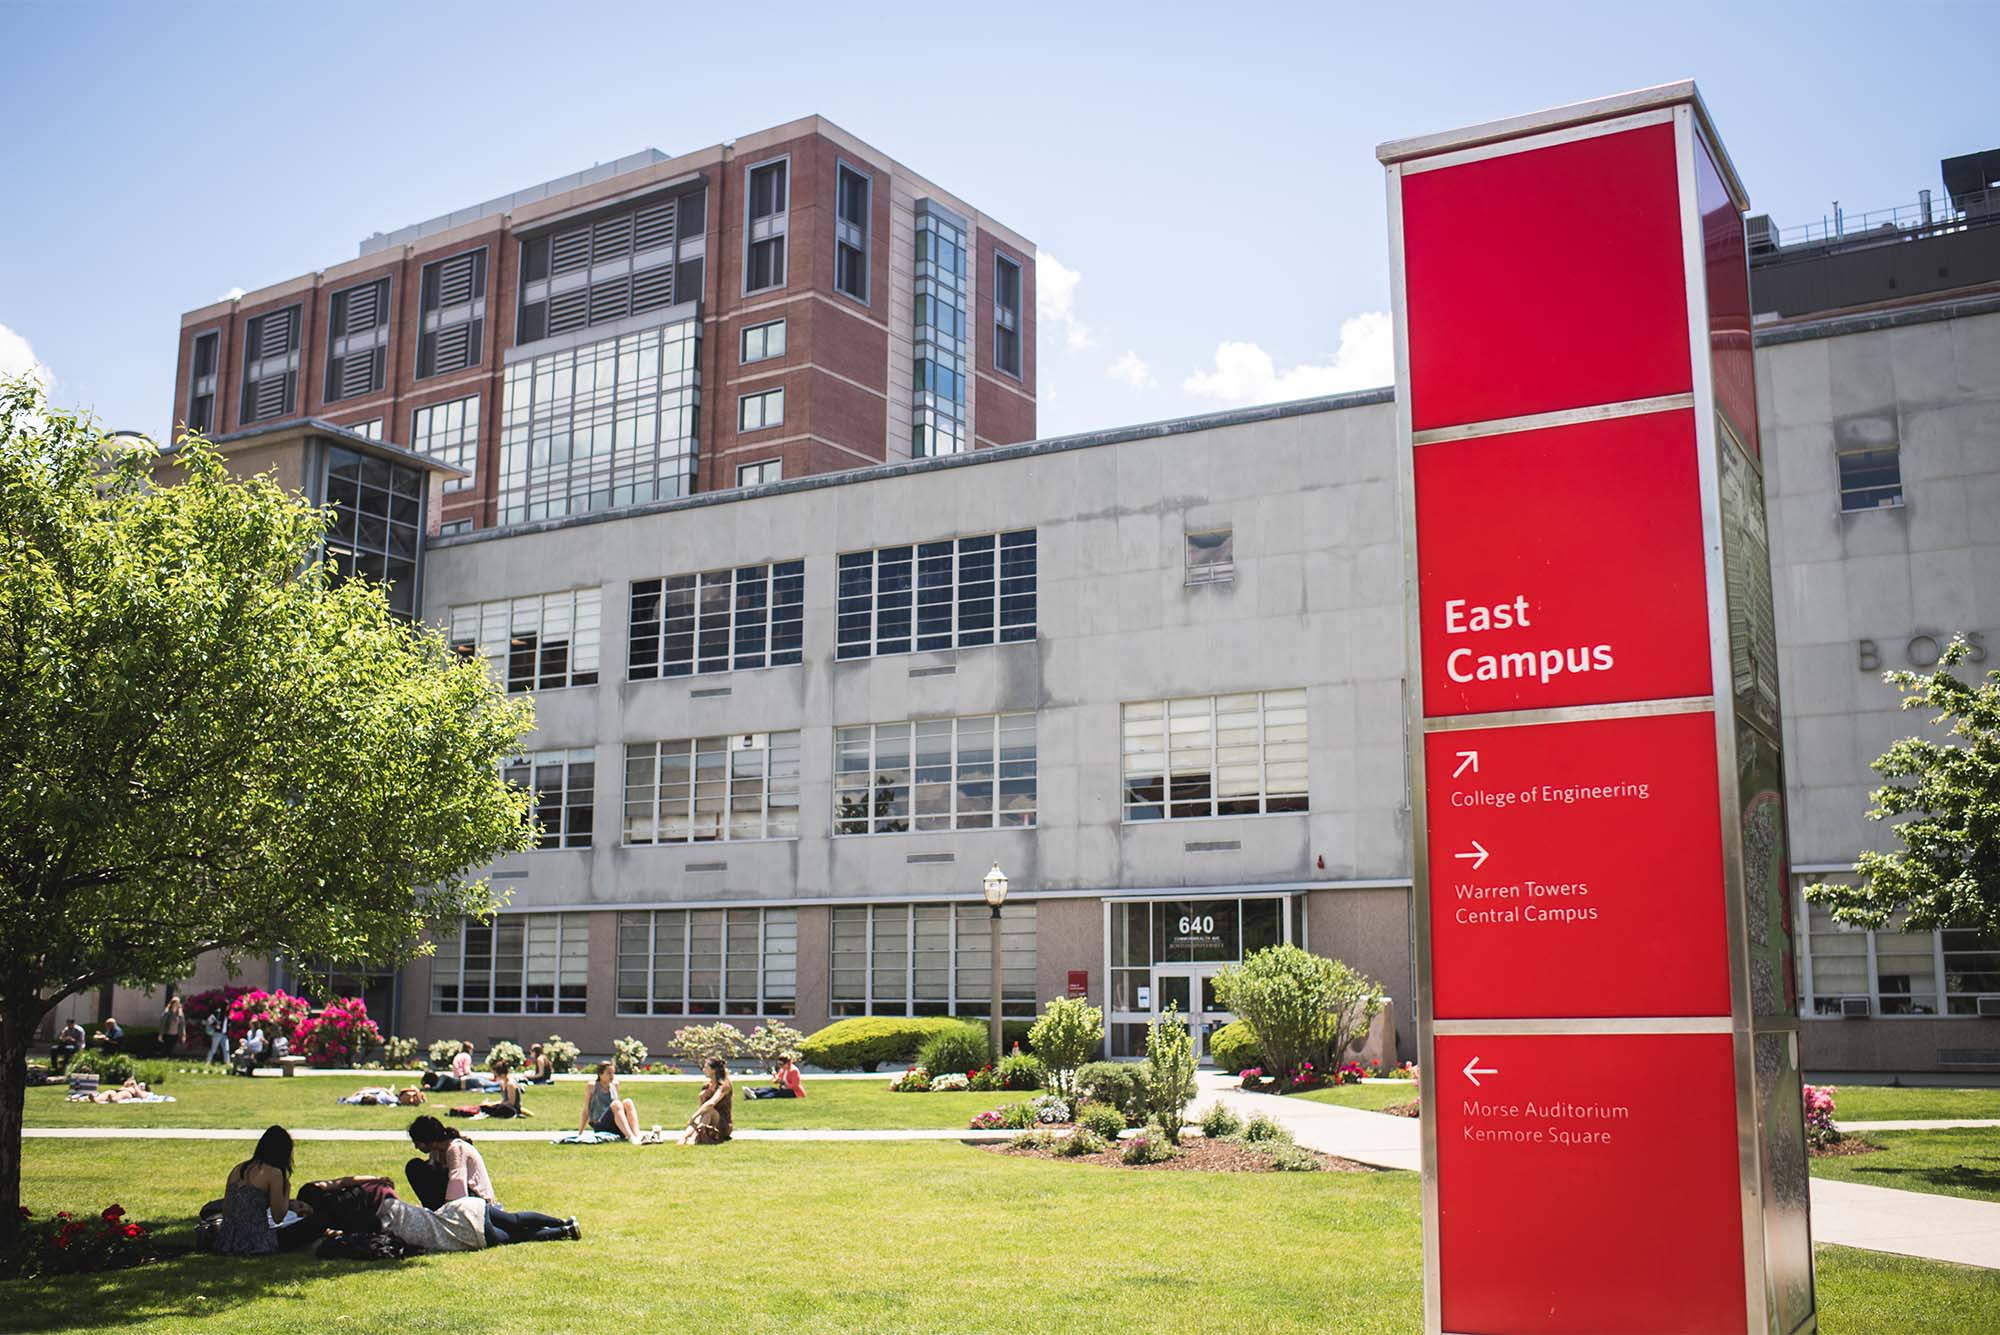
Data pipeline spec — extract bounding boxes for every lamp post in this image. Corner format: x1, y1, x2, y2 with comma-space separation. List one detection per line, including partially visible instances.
982, 863, 1009, 1063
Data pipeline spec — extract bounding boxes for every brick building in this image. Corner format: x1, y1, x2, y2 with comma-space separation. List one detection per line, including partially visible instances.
170, 118, 1037, 541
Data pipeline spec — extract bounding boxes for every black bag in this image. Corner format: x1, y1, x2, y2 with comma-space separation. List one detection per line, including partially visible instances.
315, 1231, 410, 1262
295, 1181, 394, 1235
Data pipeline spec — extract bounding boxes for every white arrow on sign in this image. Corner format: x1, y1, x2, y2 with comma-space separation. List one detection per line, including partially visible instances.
1462, 1056, 1499, 1087
1453, 840, 1490, 870
1453, 750, 1479, 778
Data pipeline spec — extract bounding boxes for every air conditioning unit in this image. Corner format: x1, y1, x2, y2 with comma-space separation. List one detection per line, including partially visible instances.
1840, 996, 1872, 1019
1976, 995, 2000, 1019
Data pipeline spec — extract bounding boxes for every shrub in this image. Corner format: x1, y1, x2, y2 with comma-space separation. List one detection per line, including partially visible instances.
1030, 1093, 1071, 1124
890, 1067, 931, 1093
484, 1040, 527, 1073
1028, 996, 1104, 1097
613, 1036, 649, 1073
380, 1036, 421, 1069
1144, 1004, 1197, 1144
1121, 1127, 1179, 1165
3, 1205, 156, 1279
929, 1072, 971, 1092
916, 1024, 990, 1078
1075, 1061, 1148, 1126
228, 989, 315, 1049
1242, 1112, 1290, 1145
1259, 1143, 1323, 1172
1207, 1020, 1263, 1078
670, 1023, 748, 1065
1804, 1084, 1840, 1150
1057, 1128, 1108, 1158
71, 1052, 135, 1084
1001, 1101, 1039, 1130
541, 1035, 581, 1073
1076, 1102, 1127, 1140
745, 1020, 806, 1073
127, 1060, 172, 1088
298, 997, 382, 1068
1200, 1103, 1244, 1140
969, 1108, 1010, 1130
427, 1038, 465, 1068
798, 1016, 969, 1072
994, 1052, 1047, 1091
1210, 946, 1383, 1093
968, 1065, 998, 1092
180, 986, 250, 1031
1009, 1129, 1055, 1151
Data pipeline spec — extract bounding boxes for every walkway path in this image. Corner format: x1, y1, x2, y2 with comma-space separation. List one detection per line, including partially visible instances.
24, 1126, 1017, 1143
1838, 1118, 2000, 1132
1189, 1072, 2000, 1270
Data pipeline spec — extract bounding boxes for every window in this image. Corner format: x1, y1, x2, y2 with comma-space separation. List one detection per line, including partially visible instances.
834, 713, 1035, 834
1122, 689, 1309, 821
411, 395, 479, 493
738, 388, 783, 432
740, 318, 786, 364
828, 902, 1036, 1018
737, 459, 781, 487
1186, 529, 1234, 586
449, 588, 601, 692
617, 907, 796, 1016
322, 445, 422, 617
1798, 877, 2000, 1016
516, 189, 706, 344
834, 163, 870, 302
628, 561, 803, 678
430, 912, 588, 1014
186, 331, 219, 435
1838, 444, 1903, 512
623, 733, 800, 844
326, 278, 389, 401
348, 418, 384, 441
506, 748, 595, 849
993, 253, 1023, 378
240, 304, 301, 423
440, 518, 471, 536
418, 249, 487, 378
836, 529, 1035, 659
913, 207, 969, 457
497, 321, 700, 526
744, 159, 788, 293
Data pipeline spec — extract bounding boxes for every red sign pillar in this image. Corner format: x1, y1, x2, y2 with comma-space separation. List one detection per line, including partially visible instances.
1379, 84, 1814, 1335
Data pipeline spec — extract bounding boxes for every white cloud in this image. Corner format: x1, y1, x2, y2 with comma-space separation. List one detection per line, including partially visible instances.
218, 286, 246, 303
0, 322, 52, 390
1035, 250, 1092, 350
1182, 311, 1394, 405
1107, 350, 1155, 389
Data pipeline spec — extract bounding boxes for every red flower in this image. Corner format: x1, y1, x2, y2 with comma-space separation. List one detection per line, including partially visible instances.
102, 1205, 124, 1221
54, 1211, 71, 1220
122, 1223, 143, 1239
16, 1206, 29, 1219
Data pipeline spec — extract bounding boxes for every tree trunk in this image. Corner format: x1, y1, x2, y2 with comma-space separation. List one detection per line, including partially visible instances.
0, 1001, 31, 1252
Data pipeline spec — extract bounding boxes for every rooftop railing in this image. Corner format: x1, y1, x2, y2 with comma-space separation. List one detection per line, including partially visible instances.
1768, 186, 1999, 252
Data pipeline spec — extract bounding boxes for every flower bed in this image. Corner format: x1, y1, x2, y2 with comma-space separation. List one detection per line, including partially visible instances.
990, 1137, 1374, 1174
4, 1205, 156, 1279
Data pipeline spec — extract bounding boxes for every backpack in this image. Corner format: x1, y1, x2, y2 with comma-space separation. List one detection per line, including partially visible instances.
315, 1231, 411, 1262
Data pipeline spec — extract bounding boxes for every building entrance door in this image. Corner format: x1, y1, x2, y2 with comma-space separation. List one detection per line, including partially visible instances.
1150, 966, 1235, 1065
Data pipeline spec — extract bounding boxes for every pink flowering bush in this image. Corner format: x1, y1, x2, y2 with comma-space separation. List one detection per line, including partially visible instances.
968, 1108, 1009, 1130
296, 996, 383, 1067
1238, 1066, 1267, 1089
227, 989, 314, 1048
181, 986, 251, 1031
1803, 1084, 1840, 1150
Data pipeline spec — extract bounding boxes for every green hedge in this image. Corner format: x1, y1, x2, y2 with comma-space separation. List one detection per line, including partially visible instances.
917, 1024, 991, 1077
799, 1015, 1035, 1071
1207, 1020, 1264, 1076
1074, 1061, 1149, 1126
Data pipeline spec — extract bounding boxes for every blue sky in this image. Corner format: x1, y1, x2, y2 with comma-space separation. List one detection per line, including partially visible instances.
2, 0, 1994, 441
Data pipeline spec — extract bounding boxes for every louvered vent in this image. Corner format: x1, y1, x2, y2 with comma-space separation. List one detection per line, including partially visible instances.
254, 375, 288, 419
592, 215, 633, 261
588, 279, 630, 325
550, 228, 591, 275
633, 202, 675, 253
547, 288, 590, 335
432, 324, 472, 375
341, 283, 380, 334
631, 265, 674, 313
517, 189, 704, 346
437, 253, 475, 306
258, 309, 293, 356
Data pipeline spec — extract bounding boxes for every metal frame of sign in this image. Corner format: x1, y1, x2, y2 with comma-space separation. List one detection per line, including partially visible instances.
1381, 82, 1814, 1335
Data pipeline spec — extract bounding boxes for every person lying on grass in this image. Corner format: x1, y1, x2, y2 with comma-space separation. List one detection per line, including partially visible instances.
446, 1059, 528, 1119
422, 1041, 503, 1093
579, 1061, 644, 1143
405, 1115, 578, 1244
69, 1077, 166, 1103
745, 1053, 805, 1100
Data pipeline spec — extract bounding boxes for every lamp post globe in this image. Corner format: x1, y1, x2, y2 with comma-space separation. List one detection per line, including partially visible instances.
983, 864, 1008, 1061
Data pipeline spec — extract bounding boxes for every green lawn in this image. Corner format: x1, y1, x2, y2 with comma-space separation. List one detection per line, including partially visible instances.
27, 1072, 1011, 1133
1811, 1129, 2000, 1205
8, 1139, 1995, 1334
1286, 1082, 1419, 1112
1829, 1086, 2000, 1123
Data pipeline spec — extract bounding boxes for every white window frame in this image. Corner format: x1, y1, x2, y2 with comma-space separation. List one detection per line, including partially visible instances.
429, 912, 589, 1015
737, 458, 782, 487
626, 561, 805, 679
827, 901, 1038, 1019
742, 155, 790, 295
449, 587, 602, 693
834, 529, 1037, 660
738, 387, 784, 433
622, 732, 801, 845
1121, 689, 1310, 822
833, 713, 1036, 835
740, 318, 787, 365
411, 393, 481, 494
1185, 528, 1234, 586
616, 907, 798, 1018
1795, 877, 1998, 1019
507, 747, 596, 850
993, 251, 1024, 379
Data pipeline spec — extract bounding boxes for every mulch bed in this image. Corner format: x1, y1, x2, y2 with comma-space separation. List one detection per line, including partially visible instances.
1378, 1100, 1420, 1119
986, 1137, 1377, 1173
1811, 1137, 1884, 1159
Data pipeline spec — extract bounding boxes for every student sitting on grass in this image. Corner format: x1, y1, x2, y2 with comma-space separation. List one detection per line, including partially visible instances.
523, 1043, 555, 1084
230, 1024, 267, 1076
404, 1115, 578, 1244
745, 1053, 806, 1100
447, 1059, 526, 1119
217, 1126, 320, 1254
579, 1062, 643, 1143
680, 1057, 734, 1145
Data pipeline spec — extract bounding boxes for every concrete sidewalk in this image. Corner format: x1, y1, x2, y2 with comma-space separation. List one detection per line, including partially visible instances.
24, 1126, 1016, 1143
1838, 1118, 2000, 1132
1189, 1072, 2000, 1270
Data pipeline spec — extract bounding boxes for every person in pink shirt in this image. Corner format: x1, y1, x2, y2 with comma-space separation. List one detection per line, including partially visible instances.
450, 1043, 473, 1079
746, 1053, 806, 1100
405, 1116, 577, 1244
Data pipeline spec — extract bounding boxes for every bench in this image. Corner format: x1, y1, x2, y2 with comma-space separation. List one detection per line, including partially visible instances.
278, 1056, 309, 1078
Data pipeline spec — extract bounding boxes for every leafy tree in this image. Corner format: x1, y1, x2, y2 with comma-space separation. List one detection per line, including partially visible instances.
1026, 995, 1103, 1098
1142, 1003, 1197, 1144
1211, 945, 1384, 1085
0, 380, 535, 1244
1807, 638, 2000, 938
